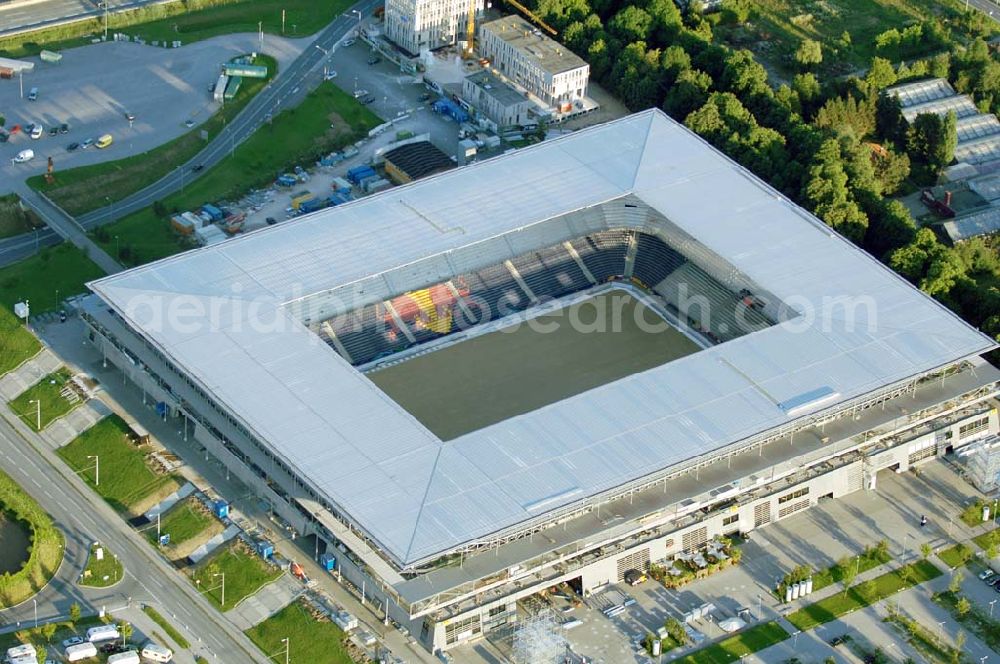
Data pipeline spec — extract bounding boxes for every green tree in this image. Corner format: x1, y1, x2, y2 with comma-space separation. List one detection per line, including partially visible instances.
803, 138, 869, 244
872, 147, 910, 196
838, 555, 859, 596
861, 578, 877, 599
664, 616, 687, 645
34, 646, 45, 664
608, 6, 652, 42
795, 39, 823, 69
720, 0, 750, 24
920, 542, 932, 559
948, 571, 962, 594
908, 111, 957, 174
792, 73, 821, 113
864, 199, 916, 259
815, 94, 876, 138
664, 68, 712, 119
69, 602, 81, 623
875, 93, 908, 147
867, 57, 897, 90
956, 630, 967, 655
956, 596, 971, 617
41, 621, 57, 642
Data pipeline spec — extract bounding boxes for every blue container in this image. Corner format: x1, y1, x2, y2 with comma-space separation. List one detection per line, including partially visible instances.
214, 500, 229, 519
319, 552, 336, 571
256, 541, 274, 559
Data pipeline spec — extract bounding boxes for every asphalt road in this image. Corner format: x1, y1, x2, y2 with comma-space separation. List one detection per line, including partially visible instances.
0, 0, 166, 38
0, 410, 271, 663
0, 0, 378, 267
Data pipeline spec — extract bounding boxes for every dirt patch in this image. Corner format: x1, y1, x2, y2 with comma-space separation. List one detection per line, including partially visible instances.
162, 496, 224, 562
129, 472, 183, 518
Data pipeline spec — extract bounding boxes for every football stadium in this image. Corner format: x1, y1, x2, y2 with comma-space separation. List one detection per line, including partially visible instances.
82, 110, 1000, 654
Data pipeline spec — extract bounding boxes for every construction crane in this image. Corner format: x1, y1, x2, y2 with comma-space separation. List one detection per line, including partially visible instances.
504, 0, 557, 36
465, 0, 477, 56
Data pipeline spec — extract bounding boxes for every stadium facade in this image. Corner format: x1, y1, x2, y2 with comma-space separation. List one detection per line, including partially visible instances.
83, 110, 1000, 654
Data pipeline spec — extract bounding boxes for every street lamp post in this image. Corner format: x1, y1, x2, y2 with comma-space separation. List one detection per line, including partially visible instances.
214, 572, 225, 607
990, 599, 997, 620
28, 399, 40, 430
281, 637, 289, 664
32, 598, 36, 628
87, 455, 99, 486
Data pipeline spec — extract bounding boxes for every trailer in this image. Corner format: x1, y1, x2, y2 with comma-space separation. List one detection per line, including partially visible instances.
223, 63, 267, 78
39, 50, 62, 64
346, 165, 376, 184
86, 624, 120, 643
200, 203, 224, 222
212, 73, 228, 102
276, 174, 297, 187
65, 641, 98, 661
0, 66, 13, 79
223, 75, 242, 100
107, 651, 141, 664
299, 197, 327, 213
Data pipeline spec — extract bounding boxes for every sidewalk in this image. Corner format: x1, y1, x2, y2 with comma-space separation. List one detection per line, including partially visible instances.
0, 347, 61, 400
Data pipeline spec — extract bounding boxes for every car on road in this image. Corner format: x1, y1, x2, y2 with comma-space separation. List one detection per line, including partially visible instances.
185, 119, 195, 127
828, 635, 848, 647
29, 124, 43, 139
60, 123, 69, 134
12, 149, 34, 163
979, 569, 995, 581
62, 636, 85, 648
96, 134, 113, 149
265, 217, 277, 225
27, 86, 37, 101
343, 38, 355, 47
124, 112, 135, 122
995, 582, 1000, 593
325, 70, 338, 80
360, 93, 376, 105
66, 142, 79, 151
367, 55, 381, 65
191, 164, 204, 172
418, 92, 431, 102
352, 89, 369, 99
48, 126, 58, 137
80, 138, 94, 149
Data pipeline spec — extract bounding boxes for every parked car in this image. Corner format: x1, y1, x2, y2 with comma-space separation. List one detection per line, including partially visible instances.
9, 124, 20, 134
979, 569, 995, 581
360, 93, 376, 105
324, 70, 338, 80
12, 149, 34, 163
418, 92, 431, 102
352, 89, 369, 99
80, 138, 94, 149
828, 635, 848, 647
48, 126, 58, 136
989, 575, 1000, 587
124, 111, 135, 122
66, 142, 79, 151
59, 123, 69, 134
342, 38, 355, 47
367, 55, 381, 65
96, 133, 113, 149
265, 217, 277, 225
62, 636, 85, 648
27, 86, 37, 101
30, 124, 43, 139
0, 130, 8, 143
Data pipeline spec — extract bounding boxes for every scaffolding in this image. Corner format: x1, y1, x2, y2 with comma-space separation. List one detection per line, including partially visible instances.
967, 435, 1000, 494
510, 610, 567, 664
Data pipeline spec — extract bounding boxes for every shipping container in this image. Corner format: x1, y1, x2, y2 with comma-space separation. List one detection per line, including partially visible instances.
170, 216, 195, 235
291, 193, 315, 210
200, 203, 224, 221
0, 66, 13, 79
213, 73, 228, 102
223, 75, 242, 100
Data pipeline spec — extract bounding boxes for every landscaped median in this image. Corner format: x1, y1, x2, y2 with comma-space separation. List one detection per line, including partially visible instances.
933, 588, 1000, 653
672, 621, 789, 664
246, 600, 360, 664
57, 415, 181, 515
78, 542, 124, 588
28, 53, 278, 217
190, 539, 281, 610
0, 469, 65, 608
786, 560, 942, 631
93, 82, 382, 267
776, 540, 891, 600
0, 0, 351, 58
143, 605, 191, 649
9, 368, 79, 430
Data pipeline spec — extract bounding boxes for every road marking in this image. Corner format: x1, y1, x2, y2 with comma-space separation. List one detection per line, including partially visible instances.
29, 477, 40, 488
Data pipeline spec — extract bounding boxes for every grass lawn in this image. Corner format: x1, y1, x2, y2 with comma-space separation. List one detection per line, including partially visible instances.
0, 243, 105, 314
28, 54, 277, 216
0, 194, 43, 240
94, 82, 381, 266
937, 542, 974, 568
0, 0, 351, 58
79, 543, 124, 587
9, 368, 78, 430
0, 307, 41, 376
778, 543, 891, 598
673, 622, 789, 664
934, 589, 1000, 652
57, 415, 180, 513
150, 496, 215, 548
973, 527, 1000, 554
143, 606, 191, 649
191, 540, 281, 610
246, 600, 356, 664
0, 469, 65, 608
961, 499, 991, 527
720, 0, 994, 75
786, 560, 942, 631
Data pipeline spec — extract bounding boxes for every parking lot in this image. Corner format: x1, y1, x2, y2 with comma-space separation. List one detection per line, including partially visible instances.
449, 459, 998, 663
0, 31, 307, 183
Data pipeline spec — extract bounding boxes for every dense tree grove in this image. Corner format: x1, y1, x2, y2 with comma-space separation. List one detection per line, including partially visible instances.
512, 0, 1000, 339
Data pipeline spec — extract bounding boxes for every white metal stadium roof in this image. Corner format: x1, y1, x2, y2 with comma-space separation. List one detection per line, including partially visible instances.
89, 110, 995, 568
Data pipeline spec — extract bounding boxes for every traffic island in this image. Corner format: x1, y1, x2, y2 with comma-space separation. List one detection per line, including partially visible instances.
78, 542, 124, 588
0, 469, 65, 608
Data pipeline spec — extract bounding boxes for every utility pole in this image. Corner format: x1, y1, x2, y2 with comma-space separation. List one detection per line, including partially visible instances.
258, 20, 263, 50
88, 455, 99, 486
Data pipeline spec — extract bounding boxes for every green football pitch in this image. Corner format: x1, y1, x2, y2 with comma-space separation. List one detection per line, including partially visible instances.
369, 289, 700, 440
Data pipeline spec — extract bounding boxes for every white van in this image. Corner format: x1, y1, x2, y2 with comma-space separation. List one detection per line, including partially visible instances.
27, 87, 37, 101
86, 624, 120, 643
140, 642, 173, 662
12, 149, 34, 163
65, 641, 98, 661
107, 650, 141, 664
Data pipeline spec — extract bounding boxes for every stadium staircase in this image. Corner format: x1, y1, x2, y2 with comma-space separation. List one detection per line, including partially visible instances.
655, 263, 771, 342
